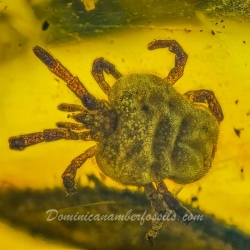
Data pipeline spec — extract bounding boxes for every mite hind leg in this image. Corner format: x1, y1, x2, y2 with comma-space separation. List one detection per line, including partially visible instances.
144, 183, 166, 246
156, 181, 192, 223
148, 39, 188, 85
184, 89, 224, 123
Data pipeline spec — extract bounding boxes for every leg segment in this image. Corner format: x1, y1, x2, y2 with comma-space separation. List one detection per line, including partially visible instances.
57, 103, 85, 112
91, 57, 122, 95
184, 89, 224, 123
33, 46, 101, 110
148, 40, 188, 85
56, 122, 86, 130
62, 145, 96, 196
9, 129, 94, 150
70, 111, 98, 129
144, 183, 166, 246
156, 181, 192, 224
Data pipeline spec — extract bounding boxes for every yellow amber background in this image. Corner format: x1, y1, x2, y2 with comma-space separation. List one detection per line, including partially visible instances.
0, 0, 250, 248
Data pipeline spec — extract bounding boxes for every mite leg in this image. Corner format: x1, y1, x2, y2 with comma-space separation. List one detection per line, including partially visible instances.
57, 104, 99, 130
62, 145, 96, 196
144, 183, 166, 246
9, 129, 94, 151
57, 103, 85, 112
33, 46, 101, 110
91, 57, 122, 95
184, 89, 224, 123
56, 122, 86, 130
148, 39, 188, 85
56, 123, 100, 141
70, 111, 98, 129
156, 181, 192, 224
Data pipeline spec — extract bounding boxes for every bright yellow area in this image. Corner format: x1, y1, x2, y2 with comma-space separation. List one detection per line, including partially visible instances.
0, 221, 75, 249
1, 0, 250, 248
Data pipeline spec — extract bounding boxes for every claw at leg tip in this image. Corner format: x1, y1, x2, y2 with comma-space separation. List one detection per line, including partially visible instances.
146, 235, 154, 247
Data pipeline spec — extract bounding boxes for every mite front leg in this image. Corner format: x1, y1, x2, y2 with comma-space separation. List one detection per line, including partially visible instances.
144, 183, 166, 246
156, 181, 192, 224
184, 89, 224, 123
62, 145, 96, 196
33, 46, 101, 110
57, 103, 85, 112
148, 40, 188, 85
91, 57, 122, 95
9, 129, 94, 150
56, 122, 86, 130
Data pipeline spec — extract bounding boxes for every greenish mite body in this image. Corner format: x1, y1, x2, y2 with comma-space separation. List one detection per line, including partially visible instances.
8, 40, 224, 244
96, 73, 219, 186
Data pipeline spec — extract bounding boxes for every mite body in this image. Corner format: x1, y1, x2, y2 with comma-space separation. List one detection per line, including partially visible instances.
9, 39, 223, 244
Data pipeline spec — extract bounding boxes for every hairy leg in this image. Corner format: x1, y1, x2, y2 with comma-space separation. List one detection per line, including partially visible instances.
156, 181, 192, 223
144, 183, 166, 246
148, 40, 188, 85
91, 57, 122, 95
9, 129, 94, 150
62, 145, 96, 196
33, 46, 101, 110
184, 89, 224, 123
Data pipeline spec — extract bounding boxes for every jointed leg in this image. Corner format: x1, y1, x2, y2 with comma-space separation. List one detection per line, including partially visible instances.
62, 145, 96, 196
70, 111, 99, 128
91, 57, 122, 95
56, 122, 86, 130
148, 40, 188, 85
9, 129, 94, 150
184, 89, 224, 123
57, 103, 85, 112
156, 181, 192, 223
144, 183, 166, 246
33, 46, 101, 110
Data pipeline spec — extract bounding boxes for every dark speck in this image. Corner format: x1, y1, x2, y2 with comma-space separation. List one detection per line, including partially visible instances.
234, 128, 243, 137
191, 196, 198, 202
243, 41, 246, 44
211, 30, 215, 35
42, 20, 50, 31
142, 104, 149, 113
200, 30, 203, 32
221, 20, 224, 22
240, 167, 244, 179
235, 100, 239, 104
